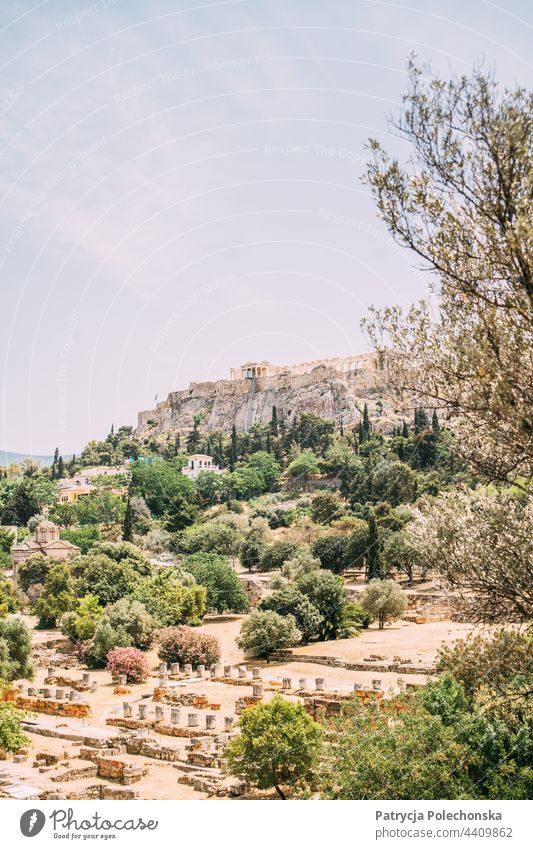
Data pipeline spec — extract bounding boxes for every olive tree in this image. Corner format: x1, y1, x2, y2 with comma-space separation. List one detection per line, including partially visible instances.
363, 61, 533, 489
359, 579, 407, 629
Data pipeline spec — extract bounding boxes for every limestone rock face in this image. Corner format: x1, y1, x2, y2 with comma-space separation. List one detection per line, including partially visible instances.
136, 354, 402, 437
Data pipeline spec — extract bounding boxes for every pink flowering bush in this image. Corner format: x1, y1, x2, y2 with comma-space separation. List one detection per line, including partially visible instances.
158, 626, 220, 667
106, 647, 149, 684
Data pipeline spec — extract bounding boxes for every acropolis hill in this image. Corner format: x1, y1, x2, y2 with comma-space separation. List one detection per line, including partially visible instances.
137, 354, 401, 438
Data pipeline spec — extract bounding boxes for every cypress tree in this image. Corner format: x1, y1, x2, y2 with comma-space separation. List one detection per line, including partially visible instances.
229, 424, 238, 471
402, 420, 409, 438
123, 497, 134, 542
432, 410, 440, 432
362, 403, 371, 440
51, 447, 59, 480
366, 508, 383, 581
270, 405, 278, 436
187, 417, 200, 453
57, 456, 65, 480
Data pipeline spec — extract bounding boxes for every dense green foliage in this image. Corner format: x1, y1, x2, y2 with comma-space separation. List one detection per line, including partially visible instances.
226, 696, 322, 799
0, 618, 33, 680
185, 553, 249, 613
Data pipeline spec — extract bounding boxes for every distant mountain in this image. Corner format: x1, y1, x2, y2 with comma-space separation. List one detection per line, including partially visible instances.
0, 450, 72, 467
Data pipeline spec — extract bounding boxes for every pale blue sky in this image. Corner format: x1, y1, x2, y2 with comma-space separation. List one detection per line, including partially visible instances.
1, 0, 532, 455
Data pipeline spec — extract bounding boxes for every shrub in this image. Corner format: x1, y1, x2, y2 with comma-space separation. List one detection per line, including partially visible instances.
106, 647, 149, 683
359, 579, 407, 629
259, 587, 322, 642
0, 618, 33, 680
185, 553, 249, 614
0, 701, 29, 753
84, 622, 132, 669
237, 610, 301, 657
100, 599, 155, 649
158, 625, 220, 667
176, 522, 242, 556
89, 541, 152, 574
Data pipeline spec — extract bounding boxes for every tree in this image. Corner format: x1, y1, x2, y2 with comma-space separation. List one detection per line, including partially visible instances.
287, 452, 320, 488
310, 491, 344, 525
0, 701, 29, 754
407, 489, 533, 623
0, 618, 33, 680
185, 553, 249, 613
240, 533, 266, 572
229, 425, 238, 471
177, 522, 242, 557
16, 553, 53, 593
259, 541, 297, 572
344, 519, 369, 569
0, 576, 23, 617
281, 547, 320, 581
60, 525, 101, 554
318, 696, 475, 799
436, 630, 532, 701
312, 535, 350, 574
226, 696, 322, 799
382, 529, 418, 584
237, 610, 301, 657
34, 563, 76, 628
371, 460, 416, 506
88, 541, 152, 573
129, 459, 197, 528
76, 555, 142, 607
195, 471, 222, 507
295, 571, 347, 640
363, 61, 533, 488
122, 497, 134, 542
366, 509, 383, 580
359, 579, 407, 629
0, 476, 58, 525
75, 489, 126, 530
130, 569, 206, 627
84, 621, 132, 669
361, 403, 371, 441
259, 586, 322, 642
99, 598, 155, 649
61, 594, 103, 642
186, 415, 201, 453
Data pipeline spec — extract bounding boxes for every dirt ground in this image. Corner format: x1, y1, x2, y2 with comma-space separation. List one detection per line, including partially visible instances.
0, 613, 485, 801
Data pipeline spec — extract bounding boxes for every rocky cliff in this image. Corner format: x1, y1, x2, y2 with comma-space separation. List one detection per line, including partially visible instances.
136, 354, 404, 438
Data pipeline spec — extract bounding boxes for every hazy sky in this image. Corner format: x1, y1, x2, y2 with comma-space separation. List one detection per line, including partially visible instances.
1, 0, 532, 455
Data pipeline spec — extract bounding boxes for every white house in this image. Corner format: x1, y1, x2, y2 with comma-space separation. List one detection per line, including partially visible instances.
181, 454, 222, 480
